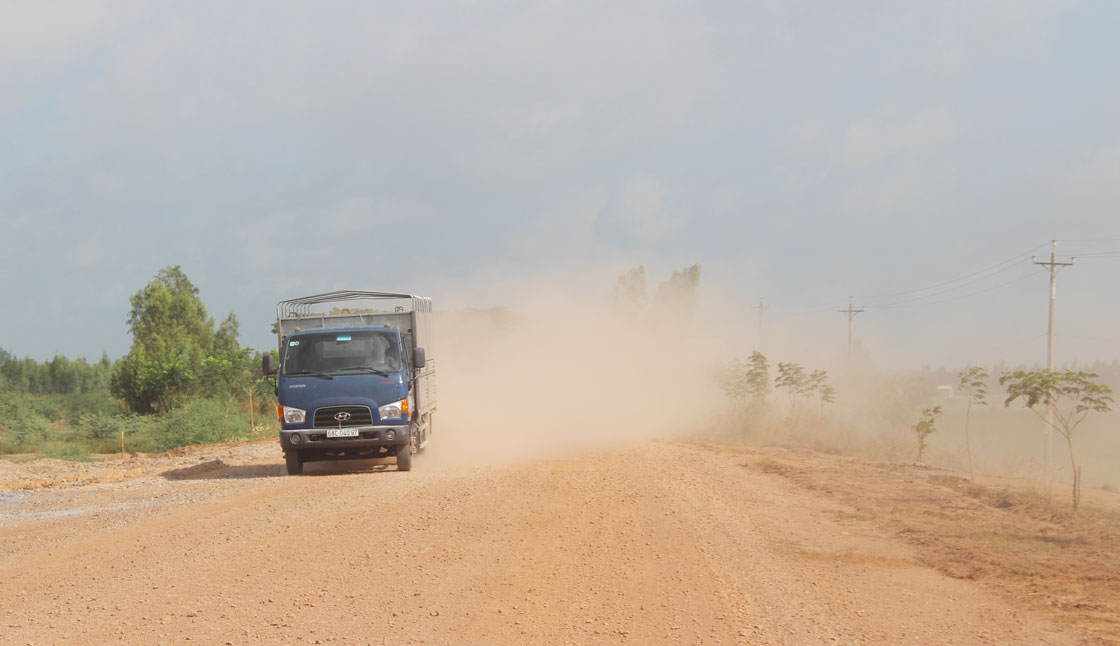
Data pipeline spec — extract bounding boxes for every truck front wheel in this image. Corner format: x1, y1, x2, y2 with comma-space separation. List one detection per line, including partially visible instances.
285, 450, 303, 475
396, 442, 412, 472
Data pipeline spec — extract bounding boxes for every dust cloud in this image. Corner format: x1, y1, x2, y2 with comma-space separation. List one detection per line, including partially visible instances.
421, 270, 728, 469
417, 266, 1119, 491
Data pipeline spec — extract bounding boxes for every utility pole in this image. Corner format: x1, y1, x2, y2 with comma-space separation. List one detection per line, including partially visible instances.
756, 299, 768, 340
1032, 240, 1076, 483
838, 296, 865, 361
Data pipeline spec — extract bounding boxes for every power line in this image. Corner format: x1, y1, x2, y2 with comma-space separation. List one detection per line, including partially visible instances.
857, 242, 1050, 300
763, 239, 1099, 318
1066, 251, 1120, 258
769, 270, 1035, 318
872, 271, 1037, 310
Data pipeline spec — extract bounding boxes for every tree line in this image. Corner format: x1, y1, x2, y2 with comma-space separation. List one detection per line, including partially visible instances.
0, 266, 274, 456
0, 351, 114, 395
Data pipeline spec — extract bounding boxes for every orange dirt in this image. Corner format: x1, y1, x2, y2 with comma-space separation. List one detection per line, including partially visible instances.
1, 440, 1112, 644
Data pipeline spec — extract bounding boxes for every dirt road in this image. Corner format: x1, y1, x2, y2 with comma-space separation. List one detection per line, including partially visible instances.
0, 441, 1089, 645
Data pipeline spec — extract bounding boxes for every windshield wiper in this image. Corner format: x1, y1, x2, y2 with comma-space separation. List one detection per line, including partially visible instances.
285, 370, 334, 380
338, 366, 391, 377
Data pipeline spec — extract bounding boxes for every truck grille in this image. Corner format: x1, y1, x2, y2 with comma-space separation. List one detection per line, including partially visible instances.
312, 405, 373, 428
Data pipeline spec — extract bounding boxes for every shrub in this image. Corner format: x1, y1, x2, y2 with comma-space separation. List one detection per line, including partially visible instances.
41, 440, 90, 461
46, 391, 124, 423
154, 398, 252, 452
0, 393, 59, 448
79, 412, 158, 454
79, 412, 143, 441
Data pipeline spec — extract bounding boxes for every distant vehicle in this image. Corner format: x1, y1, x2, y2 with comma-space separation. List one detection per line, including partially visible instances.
262, 291, 436, 475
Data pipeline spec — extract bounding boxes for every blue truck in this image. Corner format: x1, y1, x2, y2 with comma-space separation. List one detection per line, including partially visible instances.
262, 291, 436, 475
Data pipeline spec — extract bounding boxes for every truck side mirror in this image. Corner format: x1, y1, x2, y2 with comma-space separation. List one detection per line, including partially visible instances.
262, 354, 276, 375
413, 347, 427, 369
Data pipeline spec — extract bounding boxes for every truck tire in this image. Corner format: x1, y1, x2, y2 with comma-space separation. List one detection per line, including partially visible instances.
285, 450, 303, 475
396, 442, 412, 472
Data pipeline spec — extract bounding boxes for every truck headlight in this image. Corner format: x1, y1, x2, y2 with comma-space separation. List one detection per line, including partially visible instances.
283, 406, 306, 424
378, 399, 407, 421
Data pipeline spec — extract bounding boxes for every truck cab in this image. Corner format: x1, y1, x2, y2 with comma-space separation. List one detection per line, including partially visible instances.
263, 291, 436, 475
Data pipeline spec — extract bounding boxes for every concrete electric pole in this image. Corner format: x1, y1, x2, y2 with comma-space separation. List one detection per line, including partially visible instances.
838, 296, 865, 361
1032, 240, 1076, 483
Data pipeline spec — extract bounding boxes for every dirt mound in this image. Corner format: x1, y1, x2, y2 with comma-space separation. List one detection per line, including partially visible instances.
0, 439, 282, 491
162, 459, 229, 480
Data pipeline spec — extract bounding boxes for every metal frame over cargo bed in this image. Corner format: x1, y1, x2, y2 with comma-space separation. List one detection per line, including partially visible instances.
275, 291, 433, 352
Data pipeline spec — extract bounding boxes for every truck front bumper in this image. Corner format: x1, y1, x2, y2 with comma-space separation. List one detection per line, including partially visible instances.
279, 425, 409, 451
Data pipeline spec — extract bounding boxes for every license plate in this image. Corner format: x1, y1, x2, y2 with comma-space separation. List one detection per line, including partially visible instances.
326, 427, 359, 438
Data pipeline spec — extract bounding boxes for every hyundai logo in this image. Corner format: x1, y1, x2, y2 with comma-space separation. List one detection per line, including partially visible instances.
334, 411, 352, 422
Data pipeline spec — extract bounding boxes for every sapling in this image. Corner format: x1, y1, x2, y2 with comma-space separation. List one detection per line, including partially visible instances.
957, 366, 989, 482
912, 405, 942, 465
1000, 369, 1113, 511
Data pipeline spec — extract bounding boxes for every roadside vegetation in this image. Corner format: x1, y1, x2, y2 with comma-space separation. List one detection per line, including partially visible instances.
0, 266, 276, 460
719, 350, 1117, 512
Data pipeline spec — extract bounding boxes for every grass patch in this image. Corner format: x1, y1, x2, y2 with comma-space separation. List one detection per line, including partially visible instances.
40, 441, 91, 461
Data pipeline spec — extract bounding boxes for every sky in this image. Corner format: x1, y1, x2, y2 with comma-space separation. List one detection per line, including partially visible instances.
2, 0, 1119, 369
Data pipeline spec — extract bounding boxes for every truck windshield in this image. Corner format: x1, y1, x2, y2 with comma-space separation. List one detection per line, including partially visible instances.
282, 330, 402, 377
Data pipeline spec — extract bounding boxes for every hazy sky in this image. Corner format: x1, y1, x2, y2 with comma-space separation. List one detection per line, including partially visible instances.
2, 1, 1119, 368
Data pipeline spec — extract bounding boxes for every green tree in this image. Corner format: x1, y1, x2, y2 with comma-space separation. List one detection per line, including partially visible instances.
798, 369, 835, 417
611, 265, 647, 303
200, 347, 255, 412
48, 355, 78, 394
775, 362, 807, 404
957, 365, 989, 482
818, 383, 836, 410
804, 369, 829, 399
1000, 369, 1113, 511
212, 313, 241, 357
722, 358, 747, 401
912, 405, 942, 464
744, 351, 770, 400
656, 264, 701, 307
722, 351, 771, 402
127, 265, 214, 357
80, 353, 114, 393
111, 266, 217, 414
